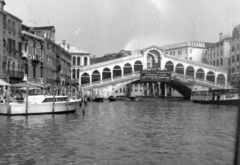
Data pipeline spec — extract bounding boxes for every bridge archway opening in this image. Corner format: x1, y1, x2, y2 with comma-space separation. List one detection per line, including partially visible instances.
72, 69, 76, 79
102, 68, 111, 80
206, 71, 215, 82
113, 65, 122, 77
147, 54, 155, 68
175, 63, 184, 74
217, 74, 225, 85
165, 61, 174, 71
124, 63, 132, 75
196, 68, 205, 79
134, 61, 143, 71
147, 49, 161, 69
92, 70, 101, 82
186, 66, 194, 77
81, 73, 90, 84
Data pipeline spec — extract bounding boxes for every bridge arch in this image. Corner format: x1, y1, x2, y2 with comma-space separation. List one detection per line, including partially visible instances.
216, 74, 225, 85
186, 66, 194, 77
134, 61, 143, 71
124, 63, 132, 75
81, 73, 90, 84
145, 48, 162, 69
92, 70, 101, 83
206, 71, 215, 82
113, 65, 122, 77
102, 67, 111, 80
165, 61, 174, 71
196, 68, 205, 79
175, 63, 184, 74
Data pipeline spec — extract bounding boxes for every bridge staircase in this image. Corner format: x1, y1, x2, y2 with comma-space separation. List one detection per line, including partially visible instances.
171, 72, 232, 89
81, 71, 141, 90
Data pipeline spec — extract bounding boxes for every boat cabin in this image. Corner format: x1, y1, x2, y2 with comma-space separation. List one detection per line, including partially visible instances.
191, 88, 240, 101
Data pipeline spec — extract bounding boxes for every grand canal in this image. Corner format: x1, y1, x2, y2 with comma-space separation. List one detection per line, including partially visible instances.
0, 98, 238, 165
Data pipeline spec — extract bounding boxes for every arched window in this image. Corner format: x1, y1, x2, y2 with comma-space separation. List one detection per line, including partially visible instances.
72, 57, 76, 65
84, 57, 88, 66
77, 57, 80, 66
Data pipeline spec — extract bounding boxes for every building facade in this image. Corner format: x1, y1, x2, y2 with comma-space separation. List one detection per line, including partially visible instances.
69, 46, 90, 82
203, 33, 231, 74
229, 24, 240, 87
160, 41, 212, 63
0, 0, 25, 84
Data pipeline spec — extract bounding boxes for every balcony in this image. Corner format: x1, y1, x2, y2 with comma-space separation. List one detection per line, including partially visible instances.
21, 51, 28, 59
7, 70, 24, 79
32, 55, 41, 63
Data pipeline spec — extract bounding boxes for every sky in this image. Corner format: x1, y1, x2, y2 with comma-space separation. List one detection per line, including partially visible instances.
5, 0, 240, 57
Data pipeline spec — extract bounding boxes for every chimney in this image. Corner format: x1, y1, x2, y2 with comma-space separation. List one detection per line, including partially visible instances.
62, 40, 66, 46
219, 33, 223, 41
67, 44, 70, 52
0, 0, 6, 11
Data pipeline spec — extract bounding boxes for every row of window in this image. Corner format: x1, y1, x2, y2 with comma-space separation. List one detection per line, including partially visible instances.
231, 44, 240, 52
207, 49, 223, 58
166, 49, 199, 55
203, 58, 224, 66
72, 56, 88, 66
3, 17, 21, 34
5, 38, 21, 53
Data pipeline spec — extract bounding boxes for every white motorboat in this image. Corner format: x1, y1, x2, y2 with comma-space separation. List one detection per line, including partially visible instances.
0, 95, 81, 115
190, 88, 239, 105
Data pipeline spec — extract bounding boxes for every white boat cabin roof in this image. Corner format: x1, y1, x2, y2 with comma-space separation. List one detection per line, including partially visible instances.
26, 95, 68, 104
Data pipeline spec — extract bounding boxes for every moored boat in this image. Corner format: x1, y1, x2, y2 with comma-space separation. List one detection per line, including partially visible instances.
94, 95, 104, 102
129, 95, 138, 101
0, 95, 81, 115
108, 96, 116, 102
190, 88, 240, 105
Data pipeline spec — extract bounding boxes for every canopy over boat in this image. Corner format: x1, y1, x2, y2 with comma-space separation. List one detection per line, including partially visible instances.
19, 87, 41, 91
0, 79, 10, 86
11, 81, 44, 88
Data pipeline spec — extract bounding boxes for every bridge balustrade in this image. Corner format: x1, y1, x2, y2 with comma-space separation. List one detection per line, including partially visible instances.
82, 54, 143, 71
80, 71, 141, 90
173, 72, 232, 89
166, 55, 226, 72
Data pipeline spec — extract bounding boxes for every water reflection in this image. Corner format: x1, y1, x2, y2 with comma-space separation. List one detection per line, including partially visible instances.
0, 98, 237, 165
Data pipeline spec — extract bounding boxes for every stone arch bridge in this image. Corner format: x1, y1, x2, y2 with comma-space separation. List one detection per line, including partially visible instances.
75, 46, 231, 99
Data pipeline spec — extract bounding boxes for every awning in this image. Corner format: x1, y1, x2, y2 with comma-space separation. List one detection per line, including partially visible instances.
11, 81, 44, 88
0, 79, 10, 86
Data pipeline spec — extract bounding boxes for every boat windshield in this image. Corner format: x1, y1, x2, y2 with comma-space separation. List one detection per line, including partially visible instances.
0, 95, 5, 103
191, 91, 208, 96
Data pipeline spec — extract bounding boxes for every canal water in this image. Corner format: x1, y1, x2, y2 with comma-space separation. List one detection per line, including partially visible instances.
0, 98, 238, 165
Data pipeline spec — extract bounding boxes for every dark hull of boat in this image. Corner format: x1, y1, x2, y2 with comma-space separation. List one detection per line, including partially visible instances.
192, 99, 240, 106
129, 97, 137, 101
108, 97, 117, 102
94, 98, 104, 102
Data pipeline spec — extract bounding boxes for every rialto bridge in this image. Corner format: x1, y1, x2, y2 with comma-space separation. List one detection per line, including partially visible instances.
72, 46, 231, 99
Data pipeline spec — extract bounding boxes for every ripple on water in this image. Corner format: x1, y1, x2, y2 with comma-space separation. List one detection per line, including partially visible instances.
0, 98, 237, 165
